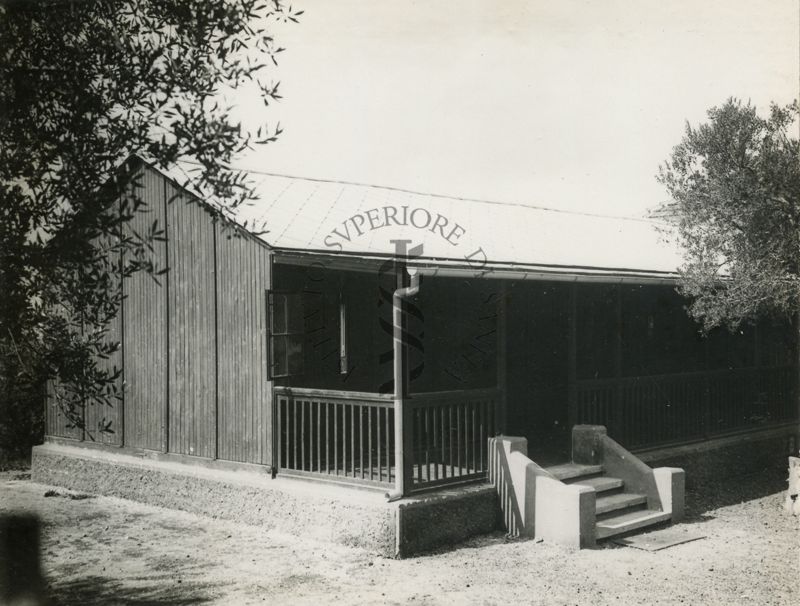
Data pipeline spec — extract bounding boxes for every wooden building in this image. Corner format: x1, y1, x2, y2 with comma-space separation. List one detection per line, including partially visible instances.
44, 156, 800, 497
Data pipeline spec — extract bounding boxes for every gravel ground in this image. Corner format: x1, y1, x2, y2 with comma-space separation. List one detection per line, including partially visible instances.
1, 464, 798, 606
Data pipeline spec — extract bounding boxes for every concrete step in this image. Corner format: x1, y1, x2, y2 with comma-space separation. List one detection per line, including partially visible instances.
567, 475, 624, 493
545, 463, 604, 481
596, 509, 672, 540
595, 492, 648, 516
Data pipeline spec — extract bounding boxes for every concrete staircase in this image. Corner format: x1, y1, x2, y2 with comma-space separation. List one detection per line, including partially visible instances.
546, 462, 672, 540
489, 425, 685, 548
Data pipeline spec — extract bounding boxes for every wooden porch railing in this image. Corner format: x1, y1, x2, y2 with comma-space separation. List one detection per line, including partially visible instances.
575, 365, 796, 450
274, 386, 499, 491
274, 387, 395, 486
406, 387, 498, 490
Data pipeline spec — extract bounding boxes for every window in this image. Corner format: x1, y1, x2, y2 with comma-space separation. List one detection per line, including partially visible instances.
268, 291, 305, 378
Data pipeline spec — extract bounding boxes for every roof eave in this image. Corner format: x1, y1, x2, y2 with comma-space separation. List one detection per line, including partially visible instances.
271, 247, 680, 285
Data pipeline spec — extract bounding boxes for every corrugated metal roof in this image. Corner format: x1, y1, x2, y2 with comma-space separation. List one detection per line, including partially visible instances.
151, 158, 683, 277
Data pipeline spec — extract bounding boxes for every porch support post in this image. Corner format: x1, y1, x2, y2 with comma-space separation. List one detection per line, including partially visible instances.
496, 281, 508, 434
703, 335, 710, 439
796, 312, 800, 425
567, 283, 578, 430
753, 322, 761, 421
613, 285, 623, 436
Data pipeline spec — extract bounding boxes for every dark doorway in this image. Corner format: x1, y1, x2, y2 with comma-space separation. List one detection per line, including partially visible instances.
505, 281, 571, 465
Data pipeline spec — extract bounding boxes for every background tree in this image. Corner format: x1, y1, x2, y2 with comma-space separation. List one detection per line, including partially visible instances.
0, 0, 300, 459
657, 98, 800, 332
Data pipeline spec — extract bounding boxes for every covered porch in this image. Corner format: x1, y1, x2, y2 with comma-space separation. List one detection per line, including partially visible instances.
269, 251, 799, 496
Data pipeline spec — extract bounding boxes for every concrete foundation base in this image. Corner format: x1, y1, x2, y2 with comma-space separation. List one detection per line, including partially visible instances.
30, 443, 497, 558
637, 424, 799, 489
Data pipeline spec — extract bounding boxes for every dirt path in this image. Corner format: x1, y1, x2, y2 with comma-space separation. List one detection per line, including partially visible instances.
1, 469, 798, 605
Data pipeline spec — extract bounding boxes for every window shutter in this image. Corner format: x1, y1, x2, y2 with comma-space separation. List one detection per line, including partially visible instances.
267, 290, 306, 379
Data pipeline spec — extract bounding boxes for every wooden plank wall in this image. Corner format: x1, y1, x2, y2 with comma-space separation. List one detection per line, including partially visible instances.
216, 226, 272, 464
84, 296, 123, 446
167, 183, 217, 459
45, 164, 274, 468
46, 237, 123, 445
123, 168, 167, 451
44, 380, 82, 440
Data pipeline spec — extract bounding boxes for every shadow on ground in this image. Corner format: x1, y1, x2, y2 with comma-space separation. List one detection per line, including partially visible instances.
49, 575, 220, 606
683, 460, 787, 522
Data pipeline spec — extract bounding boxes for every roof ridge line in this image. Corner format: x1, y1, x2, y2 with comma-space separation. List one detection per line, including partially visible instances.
179, 159, 668, 225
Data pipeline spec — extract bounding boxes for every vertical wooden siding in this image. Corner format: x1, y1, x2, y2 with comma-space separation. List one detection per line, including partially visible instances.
122, 168, 168, 451
44, 164, 274, 466
44, 379, 82, 440
167, 183, 217, 458
84, 296, 123, 446
216, 227, 272, 465
46, 240, 123, 445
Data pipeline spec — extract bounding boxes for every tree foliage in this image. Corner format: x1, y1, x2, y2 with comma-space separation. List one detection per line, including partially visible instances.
657, 98, 800, 331
0, 0, 300, 447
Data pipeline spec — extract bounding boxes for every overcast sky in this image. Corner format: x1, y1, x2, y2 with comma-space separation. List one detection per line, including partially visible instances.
233, 0, 798, 217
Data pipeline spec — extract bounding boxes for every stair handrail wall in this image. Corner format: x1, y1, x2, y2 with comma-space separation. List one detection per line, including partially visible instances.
489, 436, 596, 548
573, 425, 685, 521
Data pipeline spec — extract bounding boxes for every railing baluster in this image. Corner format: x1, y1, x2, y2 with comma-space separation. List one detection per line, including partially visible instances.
449, 405, 454, 478
469, 401, 474, 474
385, 405, 391, 483
340, 403, 345, 477
457, 405, 462, 476
419, 407, 425, 483
479, 400, 485, 472
368, 406, 373, 481
340, 404, 346, 477
428, 406, 434, 482
350, 403, 355, 477
422, 406, 427, 483
359, 405, 364, 479
440, 405, 447, 479
325, 401, 330, 474
433, 406, 439, 481
415, 408, 421, 483
277, 397, 283, 469
307, 401, 313, 472
281, 397, 287, 469
462, 401, 469, 475
377, 407, 383, 482
320, 401, 325, 472
484, 399, 489, 447
301, 399, 306, 471
471, 401, 477, 473
334, 401, 338, 475
342, 402, 346, 476
316, 402, 321, 473
286, 397, 291, 469
465, 401, 470, 474
292, 399, 298, 470
424, 407, 430, 483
